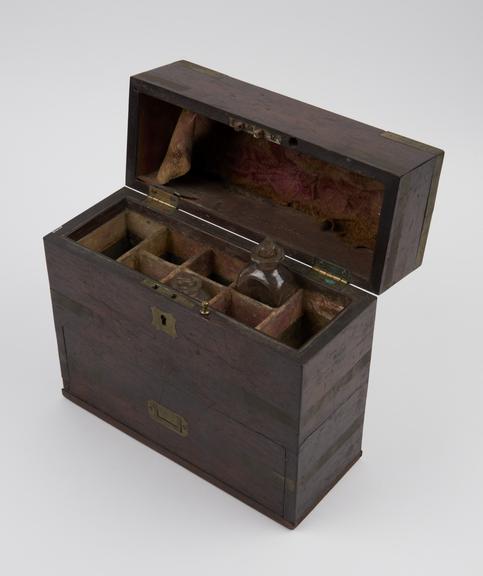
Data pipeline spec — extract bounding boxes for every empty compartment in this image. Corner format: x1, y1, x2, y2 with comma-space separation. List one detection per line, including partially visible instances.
138, 251, 176, 279
211, 289, 272, 328
187, 249, 245, 286
120, 249, 177, 282
258, 289, 349, 348
118, 227, 168, 263
156, 228, 205, 265
75, 210, 165, 260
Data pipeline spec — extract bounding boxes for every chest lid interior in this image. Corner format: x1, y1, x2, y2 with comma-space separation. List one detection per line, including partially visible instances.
126, 60, 444, 294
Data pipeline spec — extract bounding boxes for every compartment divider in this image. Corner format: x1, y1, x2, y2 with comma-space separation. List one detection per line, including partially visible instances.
78, 212, 127, 252
160, 266, 182, 284
186, 248, 245, 286
209, 287, 231, 307
116, 228, 167, 264
211, 288, 273, 328
158, 247, 212, 285
138, 250, 177, 280
256, 289, 304, 338
182, 249, 212, 272
72, 207, 352, 348
184, 249, 213, 276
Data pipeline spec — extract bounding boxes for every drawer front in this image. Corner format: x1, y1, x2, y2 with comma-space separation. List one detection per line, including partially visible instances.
61, 318, 287, 516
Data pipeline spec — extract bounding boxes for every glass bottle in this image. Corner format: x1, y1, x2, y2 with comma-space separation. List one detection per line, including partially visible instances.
235, 238, 298, 307
169, 272, 210, 302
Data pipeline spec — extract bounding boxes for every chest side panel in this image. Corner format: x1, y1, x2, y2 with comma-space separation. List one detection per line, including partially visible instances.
301, 299, 376, 442
57, 300, 286, 515
296, 383, 368, 523
45, 237, 301, 449
380, 157, 439, 291
44, 233, 305, 518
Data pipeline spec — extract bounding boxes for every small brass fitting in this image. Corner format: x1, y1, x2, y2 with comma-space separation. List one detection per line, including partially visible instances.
200, 301, 210, 316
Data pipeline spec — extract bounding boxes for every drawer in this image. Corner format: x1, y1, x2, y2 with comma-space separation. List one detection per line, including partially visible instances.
62, 320, 287, 516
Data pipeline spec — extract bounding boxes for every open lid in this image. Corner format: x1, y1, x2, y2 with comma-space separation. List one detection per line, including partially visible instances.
126, 60, 444, 294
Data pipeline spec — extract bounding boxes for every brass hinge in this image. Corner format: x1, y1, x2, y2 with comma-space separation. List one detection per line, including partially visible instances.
147, 186, 179, 213
311, 259, 351, 287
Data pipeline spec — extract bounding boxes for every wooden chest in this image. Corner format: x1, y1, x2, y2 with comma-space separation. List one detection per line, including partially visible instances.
44, 60, 444, 528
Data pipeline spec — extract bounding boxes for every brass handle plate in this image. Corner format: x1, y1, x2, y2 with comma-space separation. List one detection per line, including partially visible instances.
147, 400, 188, 437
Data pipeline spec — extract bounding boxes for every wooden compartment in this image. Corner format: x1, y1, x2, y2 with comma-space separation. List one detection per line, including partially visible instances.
72, 204, 350, 348
77, 210, 163, 259
45, 60, 443, 528
210, 289, 272, 329
134, 251, 176, 281
187, 248, 245, 286
257, 288, 349, 349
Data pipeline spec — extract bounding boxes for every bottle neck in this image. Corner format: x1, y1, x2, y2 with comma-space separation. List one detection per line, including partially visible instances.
252, 259, 279, 272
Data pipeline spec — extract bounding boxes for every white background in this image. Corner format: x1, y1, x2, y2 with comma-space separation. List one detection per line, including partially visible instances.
1, 1, 482, 574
